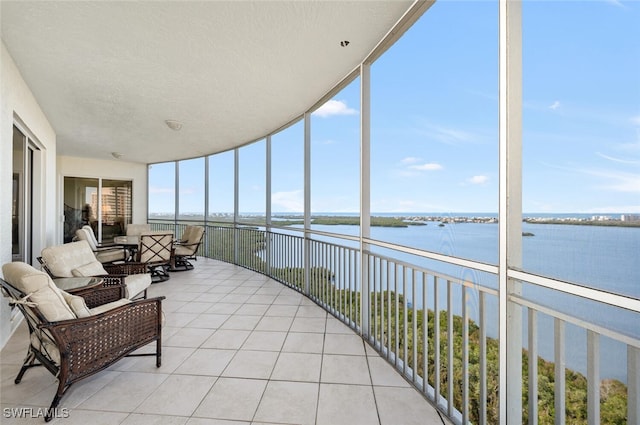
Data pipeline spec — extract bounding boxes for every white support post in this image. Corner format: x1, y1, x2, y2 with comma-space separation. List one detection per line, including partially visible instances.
304, 112, 311, 296
265, 135, 272, 276
360, 63, 371, 338
499, 1, 523, 424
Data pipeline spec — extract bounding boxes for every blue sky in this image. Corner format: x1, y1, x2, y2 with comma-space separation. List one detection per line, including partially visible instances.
149, 0, 639, 215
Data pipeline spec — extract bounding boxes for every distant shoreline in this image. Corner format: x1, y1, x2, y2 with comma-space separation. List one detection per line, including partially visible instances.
148, 213, 640, 228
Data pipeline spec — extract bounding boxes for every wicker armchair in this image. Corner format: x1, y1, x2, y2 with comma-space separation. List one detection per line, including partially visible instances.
39, 241, 151, 300
1, 262, 164, 422
170, 225, 205, 271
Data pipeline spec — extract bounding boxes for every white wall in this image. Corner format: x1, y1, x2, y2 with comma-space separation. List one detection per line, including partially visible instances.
1, 42, 57, 347
57, 156, 148, 235
1, 42, 148, 349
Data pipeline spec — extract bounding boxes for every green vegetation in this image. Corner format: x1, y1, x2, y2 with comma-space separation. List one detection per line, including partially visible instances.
271, 215, 426, 227
203, 225, 629, 424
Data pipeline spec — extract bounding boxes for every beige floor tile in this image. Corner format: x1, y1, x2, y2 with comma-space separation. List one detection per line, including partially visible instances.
219, 315, 261, 331
253, 381, 318, 425
325, 317, 356, 334
201, 329, 251, 349
255, 316, 293, 331
206, 303, 240, 314
235, 303, 270, 316
175, 302, 215, 314
186, 419, 250, 425
241, 331, 287, 351
174, 348, 236, 376
164, 327, 216, 348
78, 372, 169, 412
164, 312, 200, 327
264, 305, 298, 317
282, 332, 324, 353
374, 386, 444, 425
193, 377, 267, 421
271, 352, 322, 382
221, 350, 278, 379
367, 357, 411, 387
316, 383, 379, 425
246, 294, 277, 304
189, 313, 230, 329
321, 354, 371, 385
50, 409, 129, 425
290, 317, 326, 333
135, 374, 216, 416
121, 413, 189, 425
273, 294, 303, 305
295, 305, 327, 318
323, 333, 365, 355
220, 293, 251, 304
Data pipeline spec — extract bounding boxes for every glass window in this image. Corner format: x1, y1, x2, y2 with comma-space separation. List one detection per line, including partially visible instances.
178, 157, 205, 222
271, 120, 304, 227
239, 140, 266, 225
148, 162, 176, 222
310, 77, 361, 235
370, 1, 499, 266
522, 1, 640, 297
208, 150, 234, 223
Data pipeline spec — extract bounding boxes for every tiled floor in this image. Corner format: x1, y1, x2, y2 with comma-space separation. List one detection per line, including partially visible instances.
1, 258, 448, 424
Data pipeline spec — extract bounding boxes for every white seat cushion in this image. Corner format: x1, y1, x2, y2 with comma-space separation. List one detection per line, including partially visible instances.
71, 260, 108, 277
41, 241, 99, 278
2, 262, 76, 322
89, 298, 131, 315
124, 273, 152, 299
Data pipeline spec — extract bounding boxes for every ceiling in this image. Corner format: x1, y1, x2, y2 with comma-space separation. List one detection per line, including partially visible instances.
1, 1, 415, 164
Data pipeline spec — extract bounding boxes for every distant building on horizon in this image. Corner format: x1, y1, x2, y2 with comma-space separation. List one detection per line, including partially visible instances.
620, 214, 640, 222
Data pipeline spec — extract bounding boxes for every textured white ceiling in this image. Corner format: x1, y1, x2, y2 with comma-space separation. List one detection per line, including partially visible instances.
1, 1, 414, 164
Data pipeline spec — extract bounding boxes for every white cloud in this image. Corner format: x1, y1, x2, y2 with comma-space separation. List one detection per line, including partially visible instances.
586, 169, 640, 193
468, 175, 489, 185
549, 101, 561, 110
596, 152, 640, 165
312, 100, 358, 118
605, 0, 626, 9
401, 157, 422, 165
408, 162, 443, 171
272, 190, 304, 212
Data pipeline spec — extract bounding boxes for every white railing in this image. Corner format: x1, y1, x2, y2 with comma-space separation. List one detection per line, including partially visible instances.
153, 222, 640, 425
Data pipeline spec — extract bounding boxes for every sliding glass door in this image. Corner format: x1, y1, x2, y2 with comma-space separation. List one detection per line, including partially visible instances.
63, 177, 132, 243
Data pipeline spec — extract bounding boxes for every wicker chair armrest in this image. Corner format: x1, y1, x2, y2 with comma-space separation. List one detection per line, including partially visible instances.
103, 262, 147, 275
40, 296, 165, 381
98, 274, 127, 287
76, 284, 126, 308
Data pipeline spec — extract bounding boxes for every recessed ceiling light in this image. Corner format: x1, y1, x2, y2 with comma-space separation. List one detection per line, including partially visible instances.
165, 120, 183, 131
340, 40, 350, 47
111, 152, 124, 159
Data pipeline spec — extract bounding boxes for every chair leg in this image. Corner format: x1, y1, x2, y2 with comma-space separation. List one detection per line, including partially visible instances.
14, 350, 36, 384
45, 380, 68, 422
156, 336, 162, 368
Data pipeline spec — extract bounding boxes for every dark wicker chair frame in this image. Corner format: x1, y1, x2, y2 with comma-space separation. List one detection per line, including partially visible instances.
169, 228, 204, 272
37, 257, 150, 300
0, 277, 164, 422
137, 233, 174, 283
